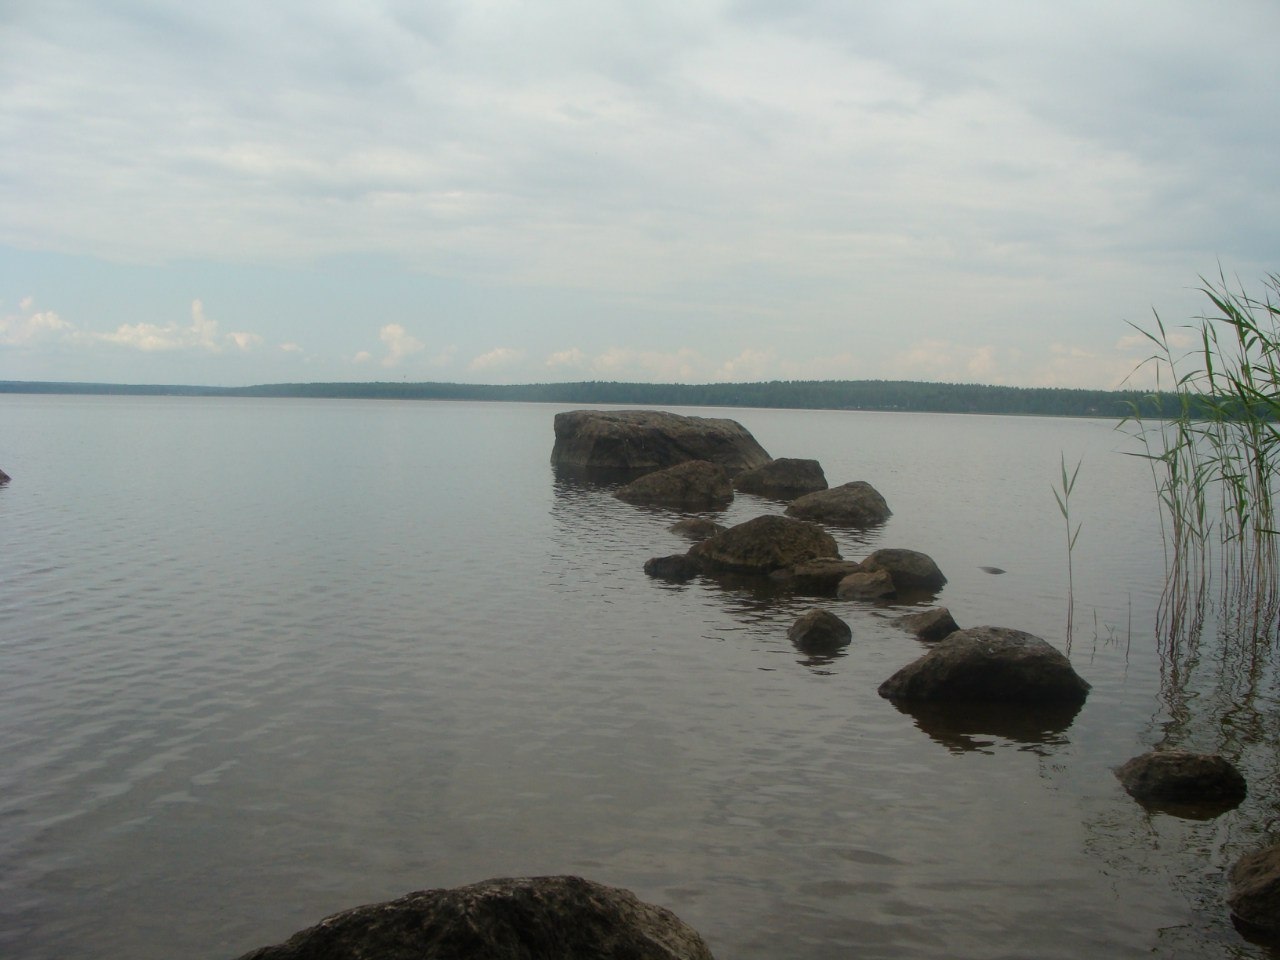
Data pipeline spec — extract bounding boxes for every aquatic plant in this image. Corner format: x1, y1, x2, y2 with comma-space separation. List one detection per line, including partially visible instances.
1052, 454, 1083, 650
1122, 268, 1280, 647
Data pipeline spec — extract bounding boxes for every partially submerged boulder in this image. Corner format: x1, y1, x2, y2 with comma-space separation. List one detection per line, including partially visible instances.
669, 517, 726, 541
615, 461, 732, 509
733, 458, 827, 499
1229, 843, 1280, 935
232, 875, 716, 960
836, 569, 895, 600
552, 409, 770, 477
768, 558, 863, 595
785, 481, 891, 526
787, 609, 852, 654
690, 515, 839, 575
894, 607, 960, 642
644, 554, 701, 582
877, 626, 1090, 704
0, 467, 9, 484
859, 548, 946, 593
1114, 750, 1246, 808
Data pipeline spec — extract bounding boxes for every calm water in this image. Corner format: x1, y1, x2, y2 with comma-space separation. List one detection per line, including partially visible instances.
0, 396, 1276, 959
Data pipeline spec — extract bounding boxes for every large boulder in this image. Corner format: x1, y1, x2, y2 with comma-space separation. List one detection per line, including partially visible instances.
615, 461, 732, 509
1228, 843, 1280, 935
877, 626, 1090, 704
643, 554, 701, 582
733, 458, 827, 499
859, 548, 947, 593
690, 515, 840, 575
1114, 750, 1247, 807
785, 481, 891, 526
232, 875, 715, 960
552, 410, 770, 477
787, 609, 852, 654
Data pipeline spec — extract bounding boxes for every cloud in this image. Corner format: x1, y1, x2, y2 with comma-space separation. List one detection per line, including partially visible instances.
227, 331, 264, 351
353, 350, 373, 363
378, 323, 424, 367
546, 347, 587, 370
1, 302, 73, 346
280, 342, 303, 353
468, 347, 525, 372
86, 299, 256, 354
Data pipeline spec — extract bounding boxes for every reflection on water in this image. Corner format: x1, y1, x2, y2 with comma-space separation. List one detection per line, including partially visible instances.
889, 699, 1083, 755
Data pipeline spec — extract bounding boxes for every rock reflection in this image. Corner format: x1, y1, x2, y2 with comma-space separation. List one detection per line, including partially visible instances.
889, 699, 1083, 754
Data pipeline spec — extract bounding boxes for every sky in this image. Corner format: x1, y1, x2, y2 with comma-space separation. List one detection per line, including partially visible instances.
2, 0, 1277, 389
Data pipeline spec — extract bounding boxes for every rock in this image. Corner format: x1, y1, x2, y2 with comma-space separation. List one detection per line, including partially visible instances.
785, 481, 891, 526
1114, 750, 1247, 807
615, 461, 732, 509
552, 409, 771, 478
232, 875, 715, 960
787, 609, 852, 654
836, 569, 896, 600
859, 548, 946, 593
1228, 843, 1280, 935
690, 514, 840, 575
768, 558, 863, 595
894, 607, 960, 642
877, 626, 1090, 704
0, 467, 9, 484
669, 517, 726, 541
644, 554, 701, 582
733, 458, 827, 499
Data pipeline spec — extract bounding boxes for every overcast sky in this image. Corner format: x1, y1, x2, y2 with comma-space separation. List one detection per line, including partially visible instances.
2, 0, 1276, 388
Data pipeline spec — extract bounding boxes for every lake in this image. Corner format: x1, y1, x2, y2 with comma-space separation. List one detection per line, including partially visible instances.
0, 396, 1276, 959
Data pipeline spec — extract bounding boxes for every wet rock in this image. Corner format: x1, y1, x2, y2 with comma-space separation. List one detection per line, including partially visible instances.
859, 548, 946, 593
644, 554, 701, 582
769, 558, 863, 595
689, 514, 840, 575
231, 875, 716, 960
895, 607, 960, 642
669, 517, 726, 541
877, 626, 1090, 704
1114, 750, 1247, 807
785, 481, 891, 527
836, 569, 896, 600
0, 467, 9, 484
615, 461, 732, 509
552, 409, 771, 478
733, 458, 827, 499
787, 608, 852, 654
1228, 843, 1280, 935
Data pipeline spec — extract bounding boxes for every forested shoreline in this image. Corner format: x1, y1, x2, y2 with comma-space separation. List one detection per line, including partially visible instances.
0, 377, 1183, 418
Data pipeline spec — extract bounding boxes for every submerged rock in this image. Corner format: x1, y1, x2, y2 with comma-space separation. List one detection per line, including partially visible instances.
894, 607, 960, 642
644, 554, 701, 582
669, 517, 726, 541
232, 875, 716, 960
1114, 750, 1247, 809
1229, 843, 1280, 935
0, 467, 9, 484
785, 481, 891, 527
615, 460, 732, 509
552, 409, 771, 478
690, 515, 840, 575
859, 548, 946, 593
733, 458, 827, 499
877, 626, 1090, 705
835, 569, 896, 600
769, 558, 863, 595
787, 609, 852, 654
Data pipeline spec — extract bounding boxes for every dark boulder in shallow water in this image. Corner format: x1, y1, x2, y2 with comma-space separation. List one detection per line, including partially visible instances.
644, 553, 701, 582
733, 458, 827, 499
1229, 843, 1280, 935
1114, 750, 1246, 812
615, 460, 732, 509
552, 409, 771, 478
894, 607, 960, 642
878, 626, 1090, 705
787, 608, 852, 654
0, 467, 9, 484
859, 548, 946, 593
669, 517, 726, 541
231, 875, 716, 960
785, 481, 891, 527
769, 558, 863, 595
690, 515, 840, 575
835, 568, 895, 600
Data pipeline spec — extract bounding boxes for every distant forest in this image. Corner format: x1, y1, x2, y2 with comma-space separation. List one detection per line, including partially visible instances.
0, 378, 1191, 418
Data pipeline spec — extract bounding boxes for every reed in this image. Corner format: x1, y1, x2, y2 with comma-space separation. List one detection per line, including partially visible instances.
1122, 269, 1280, 647
1052, 454, 1083, 651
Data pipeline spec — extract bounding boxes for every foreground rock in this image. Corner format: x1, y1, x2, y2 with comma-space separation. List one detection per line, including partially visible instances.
690, 515, 840, 575
894, 607, 960, 642
0, 467, 9, 484
552, 410, 771, 477
1228, 844, 1280, 935
233, 875, 715, 960
1114, 750, 1247, 809
785, 481, 891, 526
859, 548, 946, 593
733, 458, 827, 499
878, 626, 1090, 704
644, 554, 701, 582
615, 461, 732, 509
669, 517, 726, 541
787, 609, 852, 654
768, 558, 863, 594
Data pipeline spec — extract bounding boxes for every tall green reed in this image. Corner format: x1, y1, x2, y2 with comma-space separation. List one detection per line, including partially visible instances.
1122, 269, 1280, 648
1052, 454, 1082, 651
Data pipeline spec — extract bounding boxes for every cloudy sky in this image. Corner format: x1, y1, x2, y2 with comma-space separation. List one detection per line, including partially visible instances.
2, 0, 1276, 388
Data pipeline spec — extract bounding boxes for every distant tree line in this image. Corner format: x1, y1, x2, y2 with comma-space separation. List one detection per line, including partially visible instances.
0, 378, 1216, 418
